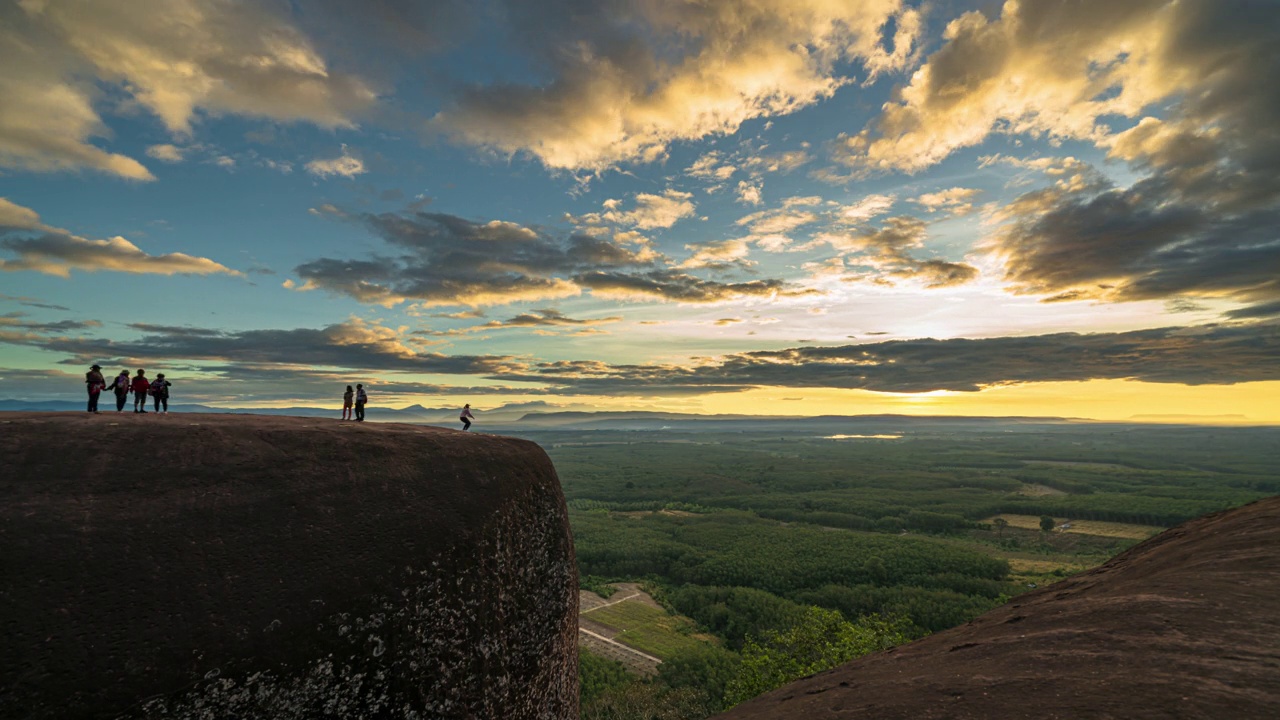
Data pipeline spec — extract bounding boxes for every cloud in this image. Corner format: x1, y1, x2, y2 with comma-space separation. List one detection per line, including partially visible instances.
294, 210, 651, 307
13, 316, 1276, 399
686, 151, 737, 182
572, 190, 695, 230
0, 0, 376, 179
0, 293, 70, 311
0, 198, 240, 278
516, 323, 1280, 394
680, 239, 753, 270
479, 309, 623, 329
2, 316, 523, 376
576, 269, 819, 304
742, 149, 813, 176
820, 0, 1280, 313
837, 0, 1187, 172
0, 312, 100, 333
298, 208, 814, 307
809, 216, 979, 288
145, 144, 186, 163
306, 146, 366, 178
912, 187, 981, 216
736, 181, 763, 206
836, 194, 896, 223
735, 207, 823, 251
429, 0, 920, 171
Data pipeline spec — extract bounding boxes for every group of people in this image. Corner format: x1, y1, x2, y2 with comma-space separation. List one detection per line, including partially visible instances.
341, 384, 369, 421
339, 386, 476, 431
84, 365, 171, 414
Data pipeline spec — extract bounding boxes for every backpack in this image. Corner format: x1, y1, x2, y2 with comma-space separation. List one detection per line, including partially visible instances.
114, 375, 129, 392
151, 379, 167, 396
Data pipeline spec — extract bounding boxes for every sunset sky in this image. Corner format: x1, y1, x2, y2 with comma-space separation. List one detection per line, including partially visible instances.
2, 0, 1278, 421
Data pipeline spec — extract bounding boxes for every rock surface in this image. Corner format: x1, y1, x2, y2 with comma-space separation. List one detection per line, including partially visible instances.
719, 495, 1280, 720
0, 412, 578, 719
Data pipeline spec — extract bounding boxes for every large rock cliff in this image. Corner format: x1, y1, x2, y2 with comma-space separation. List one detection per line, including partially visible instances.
0, 413, 578, 719
719, 496, 1280, 719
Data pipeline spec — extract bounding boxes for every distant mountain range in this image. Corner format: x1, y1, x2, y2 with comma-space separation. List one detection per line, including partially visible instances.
7, 400, 1265, 429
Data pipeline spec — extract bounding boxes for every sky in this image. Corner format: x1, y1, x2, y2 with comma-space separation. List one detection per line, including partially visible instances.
2, 0, 1279, 422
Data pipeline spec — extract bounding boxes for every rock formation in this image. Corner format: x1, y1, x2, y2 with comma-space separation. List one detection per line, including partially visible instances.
0, 413, 578, 719
719, 496, 1280, 719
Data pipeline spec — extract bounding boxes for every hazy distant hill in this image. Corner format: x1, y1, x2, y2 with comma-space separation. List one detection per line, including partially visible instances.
511, 410, 1078, 431
0, 400, 1104, 431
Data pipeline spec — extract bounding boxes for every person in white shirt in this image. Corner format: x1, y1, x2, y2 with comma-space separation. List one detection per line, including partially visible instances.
460, 404, 475, 431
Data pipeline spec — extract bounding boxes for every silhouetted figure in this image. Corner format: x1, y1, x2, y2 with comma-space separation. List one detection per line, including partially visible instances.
355, 384, 367, 421
109, 370, 130, 411
460, 403, 474, 431
342, 385, 354, 420
130, 370, 150, 413
150, 374, 171, 414
85, 364, 105, 413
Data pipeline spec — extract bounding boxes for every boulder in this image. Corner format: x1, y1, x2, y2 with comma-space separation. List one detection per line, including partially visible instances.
0, 413, 578, 719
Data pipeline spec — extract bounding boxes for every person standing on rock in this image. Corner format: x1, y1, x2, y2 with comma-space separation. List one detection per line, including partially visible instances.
130, 369, 150, 413
460, 403, 475, 431
150, 374, 171, 414
108, 370, 130, 412
85, 364, 106, 413
354, 384, 367, 421
342, 385, 354, 420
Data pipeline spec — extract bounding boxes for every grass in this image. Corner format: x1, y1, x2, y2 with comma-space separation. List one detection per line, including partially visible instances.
587, 600, 718, 658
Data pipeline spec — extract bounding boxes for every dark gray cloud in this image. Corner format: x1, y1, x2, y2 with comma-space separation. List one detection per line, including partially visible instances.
0, 312, 99, 333
295, 210, 815, 306
4, 315, 1278, 400
986, 1, 1280, 312
0, 293, 70, 311
1, 318, 522, 376
510, 322, 1280, 394
575, 269, 819, 303
821, 216, 979, 288
1225, 301, 1280, 320
480, 309, 622, 329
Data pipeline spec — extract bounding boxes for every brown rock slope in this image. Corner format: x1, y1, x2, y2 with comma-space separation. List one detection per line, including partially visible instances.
0, 413, 578, 719
720, 496, 1280, 720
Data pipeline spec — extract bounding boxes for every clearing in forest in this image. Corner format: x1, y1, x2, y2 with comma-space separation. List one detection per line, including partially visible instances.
578, 582, 718, 676
988, 513, 1162, 539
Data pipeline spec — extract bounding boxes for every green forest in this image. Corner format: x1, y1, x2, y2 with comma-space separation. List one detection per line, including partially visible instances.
519, 423, 1280, 718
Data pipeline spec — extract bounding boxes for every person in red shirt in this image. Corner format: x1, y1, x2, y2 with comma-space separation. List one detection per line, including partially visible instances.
130, 369, 151, 413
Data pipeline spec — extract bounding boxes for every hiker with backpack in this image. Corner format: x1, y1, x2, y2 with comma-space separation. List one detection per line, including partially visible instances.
354, 384, 368, 421
150, 373, 172, 414
130, 369, 150, 413
108, 370, 130, 411
342, 385, 354, 420
85, 364, 106, 413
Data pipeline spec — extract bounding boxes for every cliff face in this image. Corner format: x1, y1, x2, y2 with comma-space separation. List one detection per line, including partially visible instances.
0, 413, 578, 719
719, 496, 1280, 720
